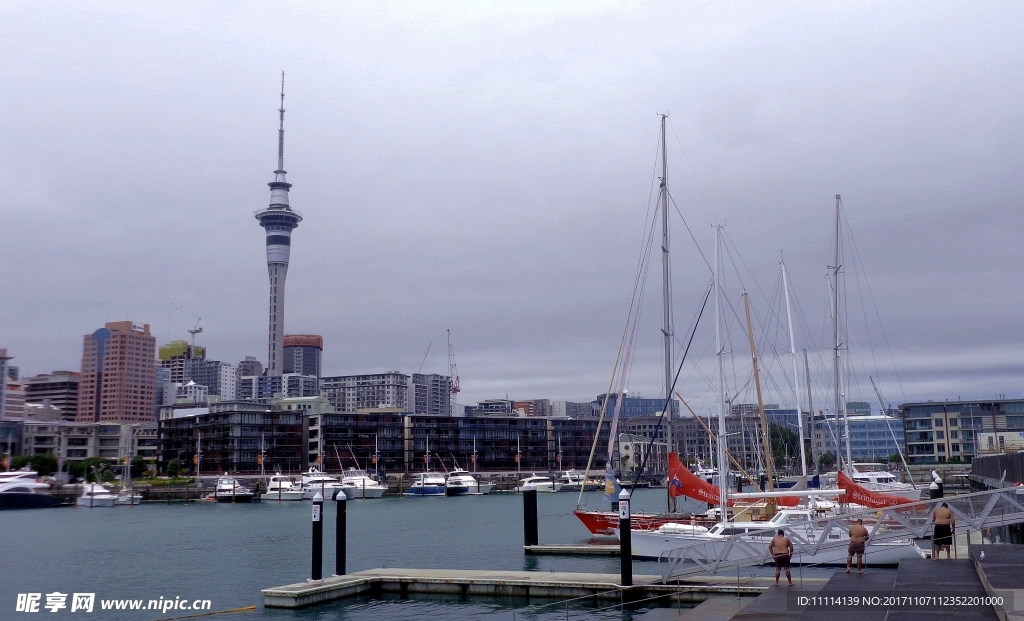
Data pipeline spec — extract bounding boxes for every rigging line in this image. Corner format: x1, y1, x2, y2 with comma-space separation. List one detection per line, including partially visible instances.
842, 209, 907, 402
667, 118, 719, 226
667, 192, 713, 274
634, 281, 713, 484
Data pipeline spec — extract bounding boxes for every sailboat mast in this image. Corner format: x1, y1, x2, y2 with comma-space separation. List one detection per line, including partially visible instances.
743, 291, 775, 491
782, 258, 807, 477
830, 195, 847, 469
714, 226, 729, 517
803, 349, 817, 471
658, 114, 674, 500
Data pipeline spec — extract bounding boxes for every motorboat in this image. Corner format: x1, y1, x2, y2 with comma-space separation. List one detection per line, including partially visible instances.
555, 470, 601, 492
0, 480, 61, 509
445, 469, 492, 496
116, 489, 143, 505
0, 468, 41, 484
265, 474, 305, 501
847, 464, 919, 498
339, 468, 387, 499
404, 472, 446, 496
300, 467, 347, 499
627, 507, 927, 564
517, 475, 563, 493
210, 475, 256, 503
77, 483, 118, 507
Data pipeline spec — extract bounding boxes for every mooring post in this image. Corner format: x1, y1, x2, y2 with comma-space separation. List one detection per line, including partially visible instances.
335, 489, 347, 576
523, 489, 539, 547
736, 475, 743, 493
619, 488, 632, 587
311, 491, 323, 581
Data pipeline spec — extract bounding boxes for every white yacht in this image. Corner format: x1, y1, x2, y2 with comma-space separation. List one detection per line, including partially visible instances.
555, 470, 600, 492
265, 474, 305, 500
848, 464, 919, 498
627, 507, 926, 565
300, 467, 347, 499
445, 469, 492, 496
77, 483, 118, 507
339, 469, 387, 499
116, 489, 143, 505
517, 474, 563, 493
404, 472, 446, 496
0, 480, 61, 509
210, 475, 256, 503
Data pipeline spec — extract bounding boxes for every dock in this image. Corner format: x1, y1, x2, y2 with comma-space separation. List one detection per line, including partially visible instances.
262, 567, 812, 609
523, 543, 620, 555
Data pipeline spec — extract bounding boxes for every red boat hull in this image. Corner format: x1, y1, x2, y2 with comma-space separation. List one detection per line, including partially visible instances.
573, 509, 716, 536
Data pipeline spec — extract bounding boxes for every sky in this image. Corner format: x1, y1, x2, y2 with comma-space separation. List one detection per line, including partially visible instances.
1, 1, 1022, 412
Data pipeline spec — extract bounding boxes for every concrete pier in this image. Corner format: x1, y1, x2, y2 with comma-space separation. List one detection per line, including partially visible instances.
523, 543, 620, 555
262, 567, 805, 609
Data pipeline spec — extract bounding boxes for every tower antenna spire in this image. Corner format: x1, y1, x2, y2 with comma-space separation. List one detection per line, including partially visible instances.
277, 71, 286, 172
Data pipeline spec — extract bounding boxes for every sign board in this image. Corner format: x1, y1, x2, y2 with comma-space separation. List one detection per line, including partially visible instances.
312, 505, 321, 522
619, 500, 630, 520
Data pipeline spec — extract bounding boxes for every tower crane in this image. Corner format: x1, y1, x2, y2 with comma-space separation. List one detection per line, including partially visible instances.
188, 315, 203, 350
413, 342, 432, 375
447, 330, 461, 410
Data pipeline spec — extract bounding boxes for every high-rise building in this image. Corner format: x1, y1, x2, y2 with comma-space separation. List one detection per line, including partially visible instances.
410, 373, 452, 416
0, 348, 10, 421
4, 378, 25, 419
239, 373, 319, 400
551, 401, 592, 418
320, 373, 410, 413
255, 76, 302, 376
283, 334, 323, 380
77, 321, 157, 423
155, 365, 176, 408
24, 371, 81, 420
238, 356, 263, 378
158, 340, 206, 384
514, 399, 551, 417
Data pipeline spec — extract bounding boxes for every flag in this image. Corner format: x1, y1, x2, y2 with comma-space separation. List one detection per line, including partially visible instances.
192, 455, 198, 465
256, 455, 263, 465
514, 453, 520, 464
603, 463, 622, 503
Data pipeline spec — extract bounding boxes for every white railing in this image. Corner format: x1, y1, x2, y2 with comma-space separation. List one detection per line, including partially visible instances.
659, 486, 1024, 581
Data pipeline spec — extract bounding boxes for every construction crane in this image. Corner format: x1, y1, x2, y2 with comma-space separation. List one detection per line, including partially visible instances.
412, 342, 432, 375
188, 315, 202, 349
447, 329, 460, 410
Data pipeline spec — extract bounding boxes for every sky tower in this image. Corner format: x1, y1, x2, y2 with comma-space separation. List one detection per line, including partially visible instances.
255, 73, 302, 376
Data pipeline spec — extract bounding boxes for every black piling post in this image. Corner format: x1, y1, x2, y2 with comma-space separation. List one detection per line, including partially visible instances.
335, 489, 347, 576
523, 489, 539, 547
619, 488, 632, 587
736, 475, 743, 493
311, 491, 323, 581
759, 474, 767, 491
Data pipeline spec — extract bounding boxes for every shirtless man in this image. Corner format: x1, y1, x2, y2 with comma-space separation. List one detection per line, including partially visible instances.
932, 502, 955, 560
847, 518, 869, 574
769, 529, 794, 586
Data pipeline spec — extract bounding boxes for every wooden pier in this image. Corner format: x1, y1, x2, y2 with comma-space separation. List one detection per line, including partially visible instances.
262, 567, 805, 609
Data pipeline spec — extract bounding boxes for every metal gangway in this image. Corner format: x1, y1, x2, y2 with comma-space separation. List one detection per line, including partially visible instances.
659, 485, 1024, 582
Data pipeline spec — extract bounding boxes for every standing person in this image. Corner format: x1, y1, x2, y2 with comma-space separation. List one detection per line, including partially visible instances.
932, 502, 955, 560
846, 518, 869, 574
769, 529, 794, 586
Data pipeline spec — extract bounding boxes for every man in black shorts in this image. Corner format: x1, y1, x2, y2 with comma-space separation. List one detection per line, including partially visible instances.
769, 529, 794, 586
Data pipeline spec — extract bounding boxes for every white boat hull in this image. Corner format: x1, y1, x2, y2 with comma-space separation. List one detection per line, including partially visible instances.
343, 485, 386, 499
78, 496, 116, 507
266, 490, 306, 501
628, 529, 926, 565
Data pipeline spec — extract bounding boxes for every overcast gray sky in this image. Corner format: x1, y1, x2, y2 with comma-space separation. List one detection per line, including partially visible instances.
2, 1, 1022, 411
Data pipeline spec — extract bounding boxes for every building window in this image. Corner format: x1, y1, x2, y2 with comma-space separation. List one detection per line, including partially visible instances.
934, 419, 944, 427
949, 419, 958, 427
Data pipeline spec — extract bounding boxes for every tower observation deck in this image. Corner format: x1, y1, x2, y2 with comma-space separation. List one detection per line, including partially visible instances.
255, 73, 302, 376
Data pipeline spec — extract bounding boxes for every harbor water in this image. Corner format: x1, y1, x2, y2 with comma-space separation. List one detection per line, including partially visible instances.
1, 489, 840, 619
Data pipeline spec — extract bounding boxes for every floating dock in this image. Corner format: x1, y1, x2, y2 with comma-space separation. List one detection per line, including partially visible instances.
262, 567, 804, 609
523, 543, 620, 555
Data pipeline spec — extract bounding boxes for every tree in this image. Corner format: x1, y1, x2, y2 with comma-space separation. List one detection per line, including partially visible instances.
67, 458, 113, 482
888, 453, 903, 464
130, 456, 146, 479
818, 452, 837, 469
166, 459, 181, 478
11, 454, 58, 476
769, 424, 798, 469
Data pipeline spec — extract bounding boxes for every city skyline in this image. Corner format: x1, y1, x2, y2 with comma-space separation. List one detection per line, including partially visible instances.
2, 3, 1023, 408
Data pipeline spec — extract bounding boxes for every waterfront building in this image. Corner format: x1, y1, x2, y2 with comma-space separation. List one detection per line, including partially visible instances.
466, 399, 516, 417
410, 373, 452, 416
4, 378, 25, 419
283, 334, 322, 381
320, 372, 410, 412
22, 403, 157, 464
159, 340, 206, 384
24, 371, 81, 420
899, 398, 1017, 463
76, 321, 157, 424
255, 78, 302, 376
812, 412, 905, 464
239, 373, 319, 400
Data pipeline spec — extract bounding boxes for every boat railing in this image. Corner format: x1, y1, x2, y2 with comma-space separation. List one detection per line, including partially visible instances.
658, 485, 1024, 581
